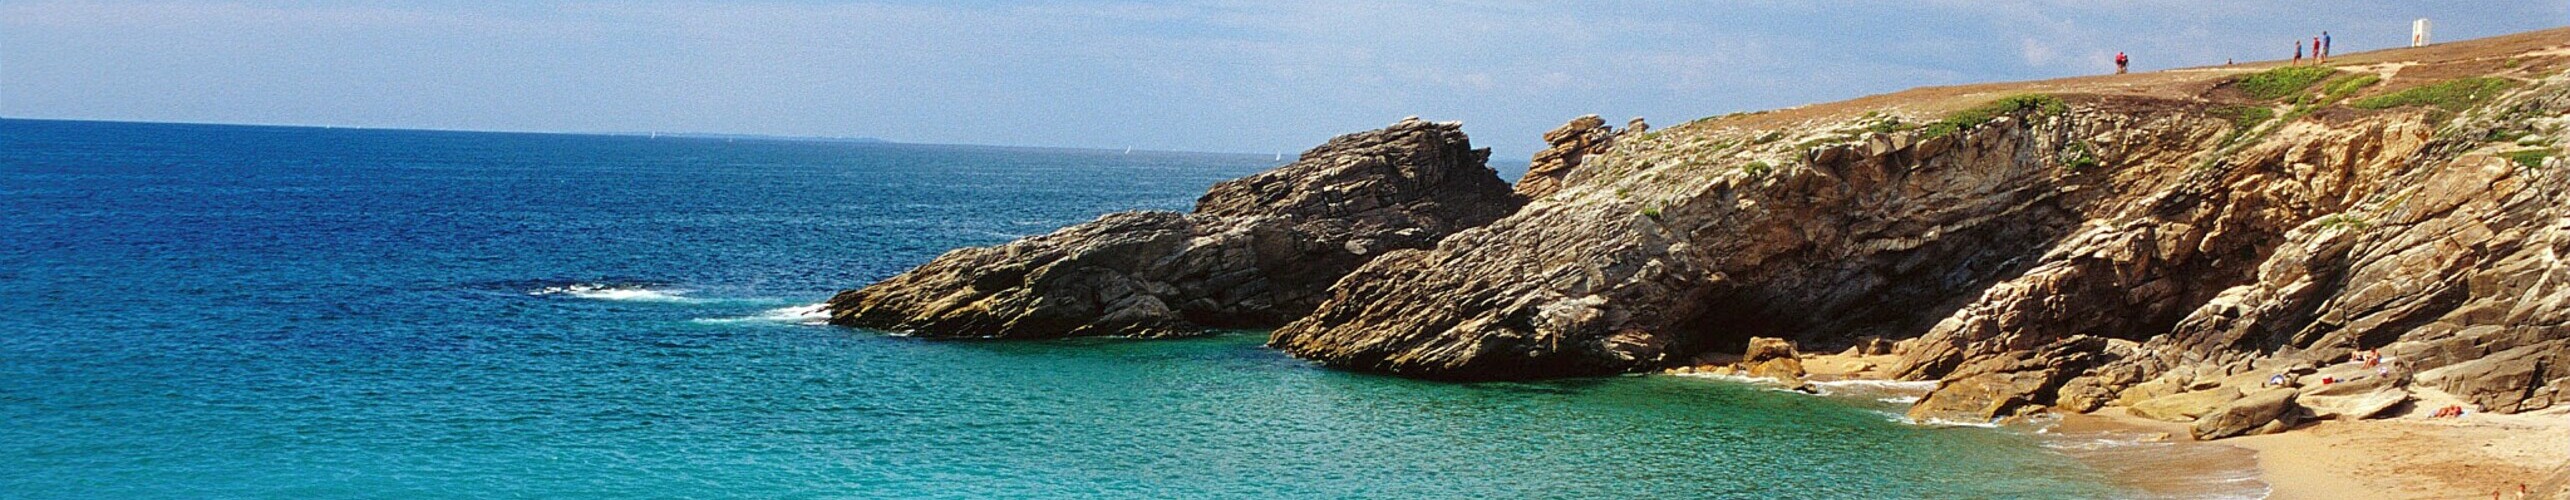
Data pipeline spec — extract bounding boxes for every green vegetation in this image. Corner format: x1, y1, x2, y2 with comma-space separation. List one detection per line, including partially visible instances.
1921, 94, 2068, 139
2503, 148, 2556, 170
2315, 213, 2372, 232
1740, 161, 1775, 178
2061, 141, 2100, 171
1640, 206, 1663, 219
2351, 77, 2517, 112
1859, 111, 1910, 134
2214, 105, 2275, 131
2322, 74, 2381, 101
2235, 66, 2337, 101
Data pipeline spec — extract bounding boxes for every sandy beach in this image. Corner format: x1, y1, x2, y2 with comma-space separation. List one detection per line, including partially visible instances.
2078, 398, 2568, 499
1782, 350, 2570, 499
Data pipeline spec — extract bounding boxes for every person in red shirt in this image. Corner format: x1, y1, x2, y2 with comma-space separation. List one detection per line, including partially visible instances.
2115, 52, 2129, 74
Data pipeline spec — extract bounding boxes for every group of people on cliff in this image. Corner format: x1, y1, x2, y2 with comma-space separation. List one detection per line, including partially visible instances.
2295, 31, 2334, 65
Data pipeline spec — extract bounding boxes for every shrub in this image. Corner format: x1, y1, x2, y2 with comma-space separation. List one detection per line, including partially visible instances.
1922, 94, 2067, 139
2352, 78, 2517, 112
2235, 66, 2337, 101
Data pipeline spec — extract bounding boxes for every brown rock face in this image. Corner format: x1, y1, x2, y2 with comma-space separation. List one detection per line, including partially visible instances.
1513, 115, 1619, 199
826, 118, 1523, 338
1268, 30, 2570, 421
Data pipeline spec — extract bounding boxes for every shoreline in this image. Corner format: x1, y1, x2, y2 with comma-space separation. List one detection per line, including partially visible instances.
1689, 350, 2570, 499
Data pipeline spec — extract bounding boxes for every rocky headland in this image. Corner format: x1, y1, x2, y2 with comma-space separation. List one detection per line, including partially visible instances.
833, 27, 2570, 495
825, 118, 1521, 338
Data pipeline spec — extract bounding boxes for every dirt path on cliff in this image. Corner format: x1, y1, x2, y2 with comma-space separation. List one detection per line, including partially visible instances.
1699, 27, 2570, 132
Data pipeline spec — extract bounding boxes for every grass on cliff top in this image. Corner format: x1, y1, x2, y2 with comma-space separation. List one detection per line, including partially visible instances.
1921, 94, 2067, 139
2352, 77, 2518, 112
2235, 66, 2338, 101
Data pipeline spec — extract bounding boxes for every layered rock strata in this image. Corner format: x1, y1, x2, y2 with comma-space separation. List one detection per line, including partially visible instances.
1269, 29, 2570, 430
826, 118, 1522, 338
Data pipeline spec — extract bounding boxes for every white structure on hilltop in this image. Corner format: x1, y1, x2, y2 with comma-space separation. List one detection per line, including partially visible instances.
2414, 19, 2433, 47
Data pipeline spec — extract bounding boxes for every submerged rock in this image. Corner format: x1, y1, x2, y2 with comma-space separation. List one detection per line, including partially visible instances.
826, 118, 1522, 338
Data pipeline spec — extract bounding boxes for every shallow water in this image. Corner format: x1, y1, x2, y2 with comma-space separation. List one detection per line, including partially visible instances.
2, 118, 2150, 498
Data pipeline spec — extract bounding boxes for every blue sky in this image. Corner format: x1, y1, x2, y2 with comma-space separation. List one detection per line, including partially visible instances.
3, 1, 2562, 158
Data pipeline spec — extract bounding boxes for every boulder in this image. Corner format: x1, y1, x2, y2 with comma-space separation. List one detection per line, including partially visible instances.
2296, 374, 2409, 420
2128, 387, 2244, 422
1746, 357, 1807, 383
2190, 389, 2298, 441
827, 118, 1524, 338
1905, 369, 2054, 424
1743, 337, 1801, 364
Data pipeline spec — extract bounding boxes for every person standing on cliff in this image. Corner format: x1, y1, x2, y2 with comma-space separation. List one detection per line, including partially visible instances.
2295, 39, 2305, 65
2322, 31, 2333, 60
2115, 52, 2129, 74
2314, 36, 2325, 64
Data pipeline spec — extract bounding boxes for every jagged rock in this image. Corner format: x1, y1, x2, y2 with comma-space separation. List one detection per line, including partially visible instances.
1854, 336, 1897, 356
827, 118, 1523, 338
1906, 336, 2108, 422
1513, 115, 1616, 199
2128, 387, 2243, 422
1626, 117, 1651, 136
2417, 340, 2568, 413
2191, 388, 2298, 440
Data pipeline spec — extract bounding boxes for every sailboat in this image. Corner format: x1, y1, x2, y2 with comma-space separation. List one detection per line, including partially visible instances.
1123, 146, 1133, 154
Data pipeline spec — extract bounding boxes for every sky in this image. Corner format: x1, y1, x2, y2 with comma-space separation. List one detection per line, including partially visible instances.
4, 1, 2565, 158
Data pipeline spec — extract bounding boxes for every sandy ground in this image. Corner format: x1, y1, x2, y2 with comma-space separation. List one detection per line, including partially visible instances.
2080, 400, 2570, 500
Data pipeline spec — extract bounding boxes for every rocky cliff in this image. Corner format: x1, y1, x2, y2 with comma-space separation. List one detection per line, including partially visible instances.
825, 118, 1522, 338
1270, 28, 2570, 429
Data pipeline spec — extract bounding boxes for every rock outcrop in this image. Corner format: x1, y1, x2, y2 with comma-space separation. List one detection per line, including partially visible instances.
827, 118, 1522, 338
1513, 115, 1622, 199
1266, 28, 2570, 430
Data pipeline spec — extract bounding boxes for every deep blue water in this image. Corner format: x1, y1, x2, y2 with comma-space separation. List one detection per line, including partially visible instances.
0, 118, 2131, 498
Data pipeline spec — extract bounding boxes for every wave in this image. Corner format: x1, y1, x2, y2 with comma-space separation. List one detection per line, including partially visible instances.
691, 303, 831, 325
529, 283, 699, 303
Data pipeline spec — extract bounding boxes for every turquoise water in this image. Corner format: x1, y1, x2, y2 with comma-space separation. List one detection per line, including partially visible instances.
0, 118, 2123, 498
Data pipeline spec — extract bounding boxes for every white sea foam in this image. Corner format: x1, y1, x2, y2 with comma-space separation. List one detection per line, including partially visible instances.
530, 283, 698, 303
1809, 379, 1940, 391
692, 303, 831, 325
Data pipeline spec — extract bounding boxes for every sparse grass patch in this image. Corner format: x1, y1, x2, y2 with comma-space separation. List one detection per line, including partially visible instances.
2235, 66, 2337, 101
1640, 206, 1663, 219
2352, 77, 2517, 113
2061, 141, 2100, 171
1740, 161, 1774, 178
2503, 148, 2556, 170
2214, 105, 2275, 131
2315, 213, 2372, 232
1922, 94, 2067, 139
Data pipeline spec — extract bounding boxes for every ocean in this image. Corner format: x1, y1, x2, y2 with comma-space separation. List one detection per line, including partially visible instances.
0, 118, 2166, 498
